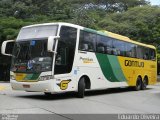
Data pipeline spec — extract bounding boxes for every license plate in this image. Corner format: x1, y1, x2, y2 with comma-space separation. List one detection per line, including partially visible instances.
23, 84, 30, 88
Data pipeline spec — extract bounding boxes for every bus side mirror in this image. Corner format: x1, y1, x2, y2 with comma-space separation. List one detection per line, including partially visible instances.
1, 40, 15, 56
47, 36, 60, 53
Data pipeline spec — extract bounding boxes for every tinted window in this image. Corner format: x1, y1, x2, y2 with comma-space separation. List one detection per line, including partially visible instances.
149, 49, 156, 60
136, 46, 143, 59
11, 40, 53, 73
54, 26, 77, 74
136, 46, 156, 60
125, 43, 136, 58
79, 31, 96, 52
113, 39, 125, 56
143, 47, 150, 60
17, 25, 58, 40
97, 35, 113, 54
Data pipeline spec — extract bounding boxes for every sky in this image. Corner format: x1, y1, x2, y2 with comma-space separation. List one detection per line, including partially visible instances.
148, 0, 160, 5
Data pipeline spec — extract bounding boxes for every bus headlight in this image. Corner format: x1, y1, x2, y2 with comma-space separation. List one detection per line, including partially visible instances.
38, 75, 53, 81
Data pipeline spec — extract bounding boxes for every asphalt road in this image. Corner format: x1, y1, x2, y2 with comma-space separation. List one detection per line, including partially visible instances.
0, 82, 160, 120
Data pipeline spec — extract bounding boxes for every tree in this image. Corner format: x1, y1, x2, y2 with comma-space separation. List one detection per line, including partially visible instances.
97, 6, 160, 46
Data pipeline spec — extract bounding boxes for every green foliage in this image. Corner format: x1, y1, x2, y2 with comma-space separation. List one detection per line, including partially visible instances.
97, 6, 160, 46
0, 17, 33, 42
0, 0, 160, 66
0, 0, 159, 44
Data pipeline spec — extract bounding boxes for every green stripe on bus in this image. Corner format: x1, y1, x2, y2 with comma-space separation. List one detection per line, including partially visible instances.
24, 73, 40, 80
31, 73, 40, 80
97, 31, 108, 36
24, 74, 33, 80
107, 55, 126, 82
96, 53, 126, 82
96, 53, 118, 82
84, 28, 98, 34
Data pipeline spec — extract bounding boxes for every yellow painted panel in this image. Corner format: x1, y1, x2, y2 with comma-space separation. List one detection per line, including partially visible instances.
15, 73, 27, 81
117, 56, 157, 86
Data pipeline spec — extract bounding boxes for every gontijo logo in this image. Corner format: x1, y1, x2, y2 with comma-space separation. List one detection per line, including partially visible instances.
57, 79, 71, 90
125, 60, 144, 67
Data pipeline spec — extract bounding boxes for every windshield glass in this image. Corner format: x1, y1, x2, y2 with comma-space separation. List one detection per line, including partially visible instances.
11, 39, 53, 73
17, 25, 58, 40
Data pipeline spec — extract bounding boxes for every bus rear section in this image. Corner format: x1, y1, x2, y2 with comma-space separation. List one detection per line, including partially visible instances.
77, 28, 157, 94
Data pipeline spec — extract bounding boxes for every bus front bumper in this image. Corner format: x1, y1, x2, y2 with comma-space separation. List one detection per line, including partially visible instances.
10, 80, 54, 92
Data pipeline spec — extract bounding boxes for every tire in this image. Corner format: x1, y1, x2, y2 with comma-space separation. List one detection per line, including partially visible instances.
142, 78, 147, 90
134, 77, 142, 91
44, 92, 52, 96
77, 78, 85, 98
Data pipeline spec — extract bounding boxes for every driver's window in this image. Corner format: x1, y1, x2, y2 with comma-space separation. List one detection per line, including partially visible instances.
56, 45, 68, 65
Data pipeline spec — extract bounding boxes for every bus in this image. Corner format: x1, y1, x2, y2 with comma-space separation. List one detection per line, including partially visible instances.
1, 22, 157, 98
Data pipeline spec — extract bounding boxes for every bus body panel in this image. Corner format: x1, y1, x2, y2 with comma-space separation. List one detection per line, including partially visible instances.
11, 79, 54, 92
118, 56, 157, 86
75, 52, 128, 90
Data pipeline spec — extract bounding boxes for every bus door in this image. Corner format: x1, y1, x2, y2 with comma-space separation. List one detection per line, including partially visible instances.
54, 26, 77, 91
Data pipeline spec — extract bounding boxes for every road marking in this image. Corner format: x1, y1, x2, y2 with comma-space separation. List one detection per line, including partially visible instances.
0, 86, 6, 91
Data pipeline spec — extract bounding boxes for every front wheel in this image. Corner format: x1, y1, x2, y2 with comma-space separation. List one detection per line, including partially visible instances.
44, 92, 52, 96
77, 78, 85, 98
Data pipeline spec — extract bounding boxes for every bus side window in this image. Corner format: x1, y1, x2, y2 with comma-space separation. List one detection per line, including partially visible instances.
107, 47, 112, 54
97, 35, 114, 55
149, 49, 156, 61
97, 46, 105, 53
97, 35, 106, 54
143, 53, 148, 60
81, 44, 89, 51
113, 39, 125, 56
141, 47, 149, 60
79, 30, 96, 52
136, 46, 143, 59
112, 48, 118, 55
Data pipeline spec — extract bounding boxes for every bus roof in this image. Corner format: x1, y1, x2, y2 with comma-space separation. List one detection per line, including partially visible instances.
22, 22, 155, 49
22, 22, 83, 29
84, 28, 155, 49
100, 30, 156, 49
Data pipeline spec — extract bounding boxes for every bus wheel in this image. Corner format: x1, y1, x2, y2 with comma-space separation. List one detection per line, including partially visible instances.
134, 77, 142, 91
77, 77, 85, 98
142, 77, 148, 90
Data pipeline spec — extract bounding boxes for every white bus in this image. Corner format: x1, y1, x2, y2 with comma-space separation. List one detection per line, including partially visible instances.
1, 22, 157, 98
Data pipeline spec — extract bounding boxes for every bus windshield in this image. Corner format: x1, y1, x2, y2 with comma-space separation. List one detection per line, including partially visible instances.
17, 25, 58, 40
11, 39, 53, 73
10, 25, 58, 73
